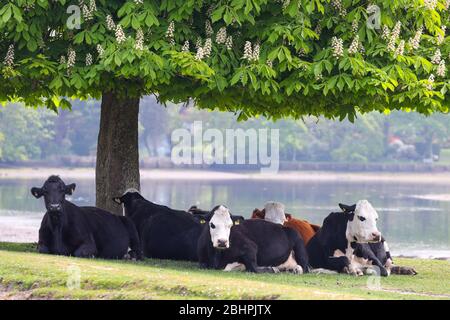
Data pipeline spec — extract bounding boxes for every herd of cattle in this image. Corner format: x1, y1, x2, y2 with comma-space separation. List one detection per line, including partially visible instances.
30, 175, 417, 276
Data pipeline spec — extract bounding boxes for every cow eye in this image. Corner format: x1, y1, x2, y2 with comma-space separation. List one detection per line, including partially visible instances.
358, 216, 366, 222
210, 223, 215, 229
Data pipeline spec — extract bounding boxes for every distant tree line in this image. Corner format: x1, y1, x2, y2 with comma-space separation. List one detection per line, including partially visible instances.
1, 97, 450, 164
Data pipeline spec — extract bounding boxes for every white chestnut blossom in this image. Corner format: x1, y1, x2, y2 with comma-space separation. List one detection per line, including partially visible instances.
3, 44, 14, 67
115, 25, 126, 44
96, 44, 104, 57
427, 74, 435, 90
331, 0, 347, 17
216, 27, 227, 44
85, 53, 93, 66
424, 0, 438, 10
331, 36, 344, 58
387, 21, 401, 52
225, 36, 233, 50
243, 41, 253, 61
67, 48, 76, 68
266, 59, 273, 68
394, 40, 405, 56
195, 47, 204, 61
166, 21, 175, 45
348, 35, 359, 54
252, 43, 260, 61
408, 26, 423, 50
134, 0, 143, 4
431, 49, 441, 64
445, 0, 450, 10
314, 24, 322, 37
205, 20, 213, 37
195, 37, 202, 50
135, 29, 144, 50
181, 41, 190, 52
351, 19, 358, 34
106, 15, 116, 31
203, 38, 212, 58
381, 25, 390, 40
437, 60, 446, 77
59, 55, 66, 64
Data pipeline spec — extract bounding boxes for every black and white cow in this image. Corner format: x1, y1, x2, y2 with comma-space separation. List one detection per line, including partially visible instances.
31, 176, 141, 260
197, 205, 309, 274
340, 203, 417, 276
306, 200, 386, 276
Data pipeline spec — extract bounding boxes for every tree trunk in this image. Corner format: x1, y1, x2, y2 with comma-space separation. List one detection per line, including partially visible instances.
96, 91, 140, 215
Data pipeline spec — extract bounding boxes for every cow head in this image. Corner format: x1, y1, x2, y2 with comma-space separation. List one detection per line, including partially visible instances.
209, 205, 233, 249
112, 188, 143, 217
340, 200, 381, 243
264, 201, 286, 225
31, 176, 76, 213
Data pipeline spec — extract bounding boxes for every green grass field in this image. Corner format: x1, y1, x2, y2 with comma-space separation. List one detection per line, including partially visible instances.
0, 242, 449, 300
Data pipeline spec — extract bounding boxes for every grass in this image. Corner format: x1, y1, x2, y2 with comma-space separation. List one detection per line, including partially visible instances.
0, 242, 449, 300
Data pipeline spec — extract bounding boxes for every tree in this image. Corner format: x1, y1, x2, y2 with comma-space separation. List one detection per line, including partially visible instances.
1, 0, 449, 214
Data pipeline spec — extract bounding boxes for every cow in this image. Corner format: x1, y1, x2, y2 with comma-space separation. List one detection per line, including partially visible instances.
340, 203, 417, 276
31, 176, 141, 260
112, 192, 244, 261
112, 189, 182, 233
197, 205, 310, 274
306, 200, 385, 276
252, 202, 320, 246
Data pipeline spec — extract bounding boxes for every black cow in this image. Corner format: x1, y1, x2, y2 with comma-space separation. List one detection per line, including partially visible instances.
112, 189, 189, 237
112, 191, 244, 261
306, 200, 387, 276
32, 176, 141, 260
198, 205, 309, 273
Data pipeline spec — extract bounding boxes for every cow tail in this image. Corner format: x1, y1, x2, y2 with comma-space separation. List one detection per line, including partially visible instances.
289, 229, 310, 273
120, 217, 142, 260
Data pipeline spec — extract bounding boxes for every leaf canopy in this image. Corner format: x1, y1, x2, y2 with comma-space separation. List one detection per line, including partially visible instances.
0, 0, 449, 121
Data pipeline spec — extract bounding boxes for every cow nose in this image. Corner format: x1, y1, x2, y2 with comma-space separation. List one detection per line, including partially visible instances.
49, 204, 61, 211
372, 232, 381, 242
217, 239, 228, 248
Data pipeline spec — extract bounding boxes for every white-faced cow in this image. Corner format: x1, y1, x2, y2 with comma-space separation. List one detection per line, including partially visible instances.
32, 176, 141, 260
197, 205, 309, 274
340, 203, 417, 276
306, 200, 385, 276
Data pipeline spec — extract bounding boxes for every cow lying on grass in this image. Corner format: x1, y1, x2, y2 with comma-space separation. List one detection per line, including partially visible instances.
197, 205, 309, 274
306, 200, 386, 276
339, 203, 417, 276
31, 176, 141, 260
252, 202, 320, 245
113, 192, 244, 261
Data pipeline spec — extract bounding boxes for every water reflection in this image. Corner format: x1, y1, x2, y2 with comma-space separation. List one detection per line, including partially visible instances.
0, 178, 449, 258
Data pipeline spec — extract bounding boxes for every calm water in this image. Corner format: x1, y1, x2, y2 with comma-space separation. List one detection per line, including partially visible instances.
1, 178, 449, 258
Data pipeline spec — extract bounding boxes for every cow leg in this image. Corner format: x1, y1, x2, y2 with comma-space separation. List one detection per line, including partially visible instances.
74, 242, 97, 258
38, 243, 51, 254
120, 216, 142, 260
325, 255, 352, 274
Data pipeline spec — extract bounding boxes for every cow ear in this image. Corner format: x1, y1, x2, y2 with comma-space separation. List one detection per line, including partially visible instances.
31, 187, 43, 199
339, 203, 356, 213
112, 197, 122, 204
65, 183, 76, 195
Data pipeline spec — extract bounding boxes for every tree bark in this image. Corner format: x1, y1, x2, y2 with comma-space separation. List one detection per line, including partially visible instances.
96, 91, 140, 215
